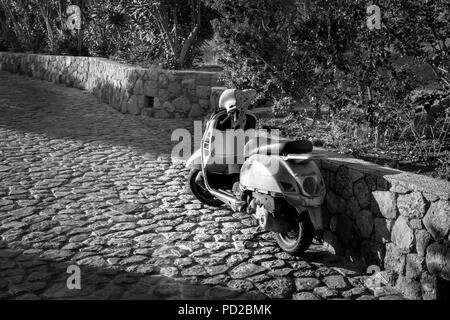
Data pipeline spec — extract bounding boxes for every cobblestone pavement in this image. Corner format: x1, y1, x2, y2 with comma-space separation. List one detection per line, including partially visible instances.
0, 71, 404, 300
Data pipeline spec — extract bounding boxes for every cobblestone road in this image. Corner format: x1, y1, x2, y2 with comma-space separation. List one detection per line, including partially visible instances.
0, 71, 403, 300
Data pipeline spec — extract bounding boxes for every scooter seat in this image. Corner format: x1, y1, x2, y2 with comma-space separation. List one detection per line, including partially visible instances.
245, 138, 313, 157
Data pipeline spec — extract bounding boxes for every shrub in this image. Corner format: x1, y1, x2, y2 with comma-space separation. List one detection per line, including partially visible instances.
272, 96, 297, 118
84, 0, 217, 69
0, 0, 216, 69
434, 152, 450, 181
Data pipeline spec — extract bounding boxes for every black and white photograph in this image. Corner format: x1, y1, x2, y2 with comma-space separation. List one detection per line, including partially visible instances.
0, 0, 449, 306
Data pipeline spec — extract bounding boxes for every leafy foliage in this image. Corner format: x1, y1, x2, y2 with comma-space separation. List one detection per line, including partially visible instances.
0, 0, 216, 69
207, 0, 449, 109
207, 0, 449, 179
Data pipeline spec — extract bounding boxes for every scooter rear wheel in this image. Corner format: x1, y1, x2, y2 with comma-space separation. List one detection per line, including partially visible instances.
275, 210, 314, 256
187, 169, 223, 207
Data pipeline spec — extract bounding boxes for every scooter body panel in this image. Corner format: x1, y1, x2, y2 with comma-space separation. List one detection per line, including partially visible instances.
240, 154, 326, 208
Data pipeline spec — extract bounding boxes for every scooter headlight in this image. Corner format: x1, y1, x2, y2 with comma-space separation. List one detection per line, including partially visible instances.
302, 176, 320, 196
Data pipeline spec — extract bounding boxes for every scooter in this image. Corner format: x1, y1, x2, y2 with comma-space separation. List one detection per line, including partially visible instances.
186, 89, 327, 255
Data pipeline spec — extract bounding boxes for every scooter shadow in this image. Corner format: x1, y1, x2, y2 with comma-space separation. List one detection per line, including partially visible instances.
300, 244, 365, 275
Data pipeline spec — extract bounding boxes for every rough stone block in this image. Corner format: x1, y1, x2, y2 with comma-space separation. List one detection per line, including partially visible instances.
405, 254, 426, 280
143, 80, 158, 97
163, 101, 175, 113
384, 243, 406, 274
153, 98, 162, 110
182, 78, 196, 92
420, 272, 437, 300
167, 72, 177, 83
322, 170, 335, 191
336, 213, 356, 246
392, 216, 415, 253
172, 96, 191, 113
196, 85, 211, 99
354, 179, 371, 209
198, 99, 211, 110
189, 104, 204, 118
145, 69, 159, 81
127, 95, 143, 115
361, 240, 385, 266
159, 89, 169, 102
348, 168, 364, 183
154, 110, 170, 119
426, 243, 450, 281
374, 218, 393, 244
396, 276, 422, 300
168, 82, 182, 99
397, 192, 429, 219
196, 74, 212, 86
371, 191, 398, 219
365, 174, 378, 191
423, 193, 440, 203
355, 210, 374, 239
158, 73, 169, 88
377, 178, 390, 191
415, 230, 432, 257
211, 74, 222, 86
127, 70, 139, 86
335, 166, 353, 199
423, 200, 450, 242
295, 278, 321, 291
141, 108, 154, 118
390, 182, 411, 194
120, 100, 128, 114
408, 219, 423, 230
326, 191, 346, 215
322, 170, 331, 189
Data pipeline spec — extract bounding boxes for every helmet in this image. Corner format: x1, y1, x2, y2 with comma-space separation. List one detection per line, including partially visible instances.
219, 89, 257, 114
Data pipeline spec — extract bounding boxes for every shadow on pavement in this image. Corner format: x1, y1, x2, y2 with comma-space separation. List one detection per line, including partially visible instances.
0, 246, 266, 300
0, 71, 193, 157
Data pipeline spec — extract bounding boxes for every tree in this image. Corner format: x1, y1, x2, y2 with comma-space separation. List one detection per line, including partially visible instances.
207, 0, 449, 114
128, 0, 216, 68
0, 0, 36, 51
35, 0, 67, 53
1, 0, 215, 67
385, 0, 450, 91
205, 0, 360, 103
153, 0, 201, 68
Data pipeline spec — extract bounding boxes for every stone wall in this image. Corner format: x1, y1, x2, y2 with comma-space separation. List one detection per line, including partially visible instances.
0, 52, 222, 118
1, 53, 448, 300
318, 151, 450, 300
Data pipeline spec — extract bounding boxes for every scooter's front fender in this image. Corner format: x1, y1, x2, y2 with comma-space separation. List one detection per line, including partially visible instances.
186, 149, 202, 170
302, 206, 324, 231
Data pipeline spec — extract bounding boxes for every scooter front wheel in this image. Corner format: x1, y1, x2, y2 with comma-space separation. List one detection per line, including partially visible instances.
275, 210, 315, 256
187, 170, 223, 207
